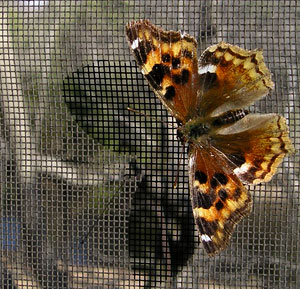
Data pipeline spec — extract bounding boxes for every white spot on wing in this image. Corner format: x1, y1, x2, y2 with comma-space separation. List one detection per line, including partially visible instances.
131, 38, 140, 50
180, 30, 187, 38
201, 234, 212, 242
234, 162, 251, 176
198, 64, 217, 75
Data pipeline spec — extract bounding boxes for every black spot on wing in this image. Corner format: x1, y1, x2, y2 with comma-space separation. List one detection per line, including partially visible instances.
210, 173, 228, 188
173, 69, 190, 85
218, 189, 228, 201
145, 64, 170, 90
210, 179, 217, 189
164, 86, 176, 100
172, 57, 181, 69
215, 200, 224, 211
195, 171, 207, 184
162, 53, 171, 63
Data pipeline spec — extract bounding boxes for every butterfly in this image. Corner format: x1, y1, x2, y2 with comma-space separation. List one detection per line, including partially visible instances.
125, 19, 294, 256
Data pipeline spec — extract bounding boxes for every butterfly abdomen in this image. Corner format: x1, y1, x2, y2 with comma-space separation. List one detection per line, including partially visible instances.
211, 109, 249, 127
180, 109, 248, 143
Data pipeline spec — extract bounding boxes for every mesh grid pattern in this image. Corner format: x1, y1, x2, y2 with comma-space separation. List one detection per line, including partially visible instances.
0, 1, 299, 288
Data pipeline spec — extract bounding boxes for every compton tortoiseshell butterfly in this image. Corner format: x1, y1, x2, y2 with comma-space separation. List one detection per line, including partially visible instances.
125, 19, 294, 256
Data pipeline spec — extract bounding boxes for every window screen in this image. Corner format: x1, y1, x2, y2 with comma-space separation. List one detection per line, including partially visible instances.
0, 1, 299, 288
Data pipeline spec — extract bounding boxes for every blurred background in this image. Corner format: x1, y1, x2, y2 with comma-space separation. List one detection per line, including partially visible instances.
0, 1, 298, 288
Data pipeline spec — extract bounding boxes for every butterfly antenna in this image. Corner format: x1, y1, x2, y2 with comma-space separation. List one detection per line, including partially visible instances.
127, 107, 176, 129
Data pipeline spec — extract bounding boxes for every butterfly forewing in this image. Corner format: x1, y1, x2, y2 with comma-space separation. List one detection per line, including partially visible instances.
126, 19, 200, 124
197, 42, 274, 117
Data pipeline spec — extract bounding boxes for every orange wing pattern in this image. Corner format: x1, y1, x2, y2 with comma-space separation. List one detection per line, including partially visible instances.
188, 145, 252, 255
126, 19, 200, 124
212, 113, 294, 184
197, 42, 274, 117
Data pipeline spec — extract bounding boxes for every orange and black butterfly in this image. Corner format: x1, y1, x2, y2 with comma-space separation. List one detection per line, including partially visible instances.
125, 19, 294, 256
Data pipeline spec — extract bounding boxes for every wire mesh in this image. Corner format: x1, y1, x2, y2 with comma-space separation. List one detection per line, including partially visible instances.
0, 1, 299, 288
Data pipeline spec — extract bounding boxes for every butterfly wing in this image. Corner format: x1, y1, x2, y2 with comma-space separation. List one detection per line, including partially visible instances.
126, 19, 200, 124
189, 144, 252, 256
197, 42, 274, 117
211, 113, 294, 184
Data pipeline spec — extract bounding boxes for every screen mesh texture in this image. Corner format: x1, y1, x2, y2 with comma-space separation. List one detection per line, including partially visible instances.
0, 1, 299, 288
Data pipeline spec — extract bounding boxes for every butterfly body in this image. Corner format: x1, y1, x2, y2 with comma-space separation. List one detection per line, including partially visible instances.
178, 109, 250, 145
126, 20, 294, 256
178, 117, 210, 143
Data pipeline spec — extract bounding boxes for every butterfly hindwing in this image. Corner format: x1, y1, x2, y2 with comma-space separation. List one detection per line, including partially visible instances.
211, 113, 294, 184
189, 145, 252, 256
126, 19, 200, 123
